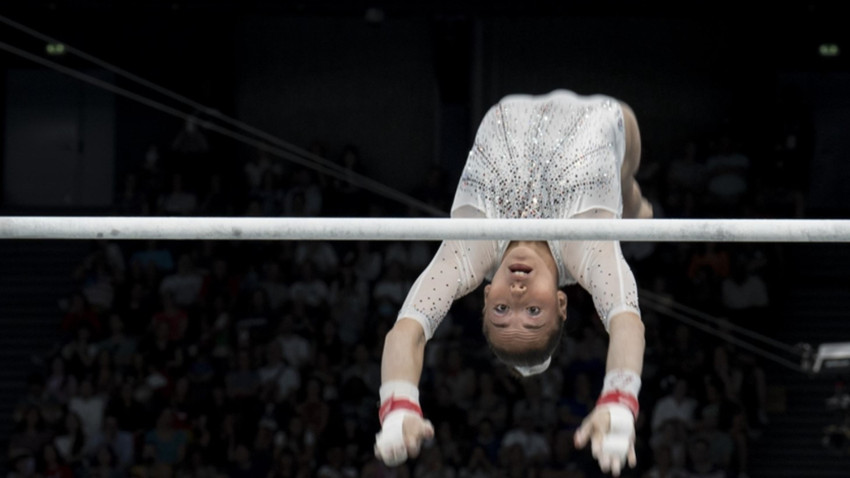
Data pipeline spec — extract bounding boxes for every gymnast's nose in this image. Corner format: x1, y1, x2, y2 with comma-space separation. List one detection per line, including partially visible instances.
510, 282, 526, 294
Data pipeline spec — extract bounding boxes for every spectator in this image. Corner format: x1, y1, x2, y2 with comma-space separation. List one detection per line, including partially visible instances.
105, 381, 149, 434
130, 241, 175, 273
288, 262, 330, 312
293, 241, 339, 279
328, 264, 369, 345
413, 445, 456, 478
643, 445, 686, 478
225, 349, 261, 402
501, 411, 550, 466
38, 443, 73, 478
652, 377, 698, 432
315, 445, 357, 478
684, 438, 727, 478
61, 293, 102, 339
720, 255, 769, 321
257, 342, 300, 402
53, 412, 86, 469
159, 254, 204, 309
227, 443, 268, 478
144, 409, 188, 466
61, 326, 98, 381
259, 261, 289, 312
87, 416, 134, 470
8, 407, 52, 459
371, 260, 410, 318
44, 357, 77, 406
97, 314, 138, 371
68, 377, 107, 440
296, 378, 330, 438
89, 445, 124, 478
159, 174, 198, 216
275, 316, 311, 370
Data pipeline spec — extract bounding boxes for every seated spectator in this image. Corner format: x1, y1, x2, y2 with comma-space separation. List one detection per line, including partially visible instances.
328, 265, 369, 345
97, 314, 137, 371
61, 293, 102, 339
541, 428, 586, 478
8, 407, 52, 459
225, 349, 261, 402
38, 443, 73, 478
227, 443, 270, 478
501, 411, 550, 466
643, 445, 686, 478
199, 173, 233, 216
53, 412, 86, 468
105, 381, 149, 434
413, 446, 456, 478
556, 372, 595, 431
704, 135, 750, 209
294, 241, 339, 279
316, 445, 357, 478
342, 343, 381, 396
88, 445, 122, 478
275, 316, 312, 370
253, 170, 286, 216
283, 168, 322, 217
87, 416, 134, 470
652, 377, 698, 432
159, 254, 204, 309
139, 321, 184, 373
720, 255, 769, 321
348, 241, 382, 284
144, 410, 188, 466
288, 262, 330, 312
45, 357, 77, 406
296, 378, 330, 438
258, 342, 300, 402
371, 260, 410, 318
159, 174, 198, 216
200, 259, 240, 307
467, 373, 508, 432
130, 241, 174, 273
68, 378, 106, 440
259, 261, 289, 312
684, 438, 728, 478
512, 378, 556, 432
61, 326, 98, 380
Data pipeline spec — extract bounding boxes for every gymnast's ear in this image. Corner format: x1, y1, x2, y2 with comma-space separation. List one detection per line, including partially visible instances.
484, 284, 491, 297
557, 290, 567, 321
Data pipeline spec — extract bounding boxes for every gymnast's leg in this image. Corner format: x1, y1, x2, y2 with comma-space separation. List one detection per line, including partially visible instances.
619, 102, 653, 220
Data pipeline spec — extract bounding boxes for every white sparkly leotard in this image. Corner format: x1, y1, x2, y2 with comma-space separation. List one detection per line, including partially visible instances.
398, 90, 640, 340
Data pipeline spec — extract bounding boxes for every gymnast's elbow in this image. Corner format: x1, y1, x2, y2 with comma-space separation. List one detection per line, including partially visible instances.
386, 317, 427, 349
607, 311, 645, 337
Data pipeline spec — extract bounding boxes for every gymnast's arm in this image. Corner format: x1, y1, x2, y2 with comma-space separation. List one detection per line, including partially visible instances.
374, 240, 491, 466
559, 215, 645, 476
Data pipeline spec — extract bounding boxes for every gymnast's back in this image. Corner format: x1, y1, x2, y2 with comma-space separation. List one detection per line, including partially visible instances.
451, 89, 627, 222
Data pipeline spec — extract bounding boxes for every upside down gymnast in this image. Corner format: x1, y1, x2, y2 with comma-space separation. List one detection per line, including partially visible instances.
375, 89, 653, 476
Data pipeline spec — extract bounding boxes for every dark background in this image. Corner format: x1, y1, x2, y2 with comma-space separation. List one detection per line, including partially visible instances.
2, 2, 850, 478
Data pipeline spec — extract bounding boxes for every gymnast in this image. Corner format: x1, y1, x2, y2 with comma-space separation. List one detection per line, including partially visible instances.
374, 89, 652, 476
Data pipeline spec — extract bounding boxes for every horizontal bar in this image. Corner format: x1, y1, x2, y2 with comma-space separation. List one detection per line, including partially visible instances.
2, 217, 850, 242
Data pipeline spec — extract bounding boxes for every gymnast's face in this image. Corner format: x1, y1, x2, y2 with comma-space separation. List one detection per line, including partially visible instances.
483, 241, 567, 352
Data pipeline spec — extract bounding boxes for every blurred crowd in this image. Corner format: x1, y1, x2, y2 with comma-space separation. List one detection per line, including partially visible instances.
5, 109, 809, 478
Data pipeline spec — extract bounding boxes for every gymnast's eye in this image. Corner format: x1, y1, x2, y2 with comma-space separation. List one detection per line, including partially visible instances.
527, 306, 541, 316
494, 304, 508, 313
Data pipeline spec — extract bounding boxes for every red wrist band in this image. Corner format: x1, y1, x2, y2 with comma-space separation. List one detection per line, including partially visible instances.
379, 395, 423, 424
597, 390, 640, 419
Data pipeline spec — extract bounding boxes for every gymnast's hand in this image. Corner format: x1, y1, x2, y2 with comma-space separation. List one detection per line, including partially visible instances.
574, 404, 636, 477
374, 412, 434, 467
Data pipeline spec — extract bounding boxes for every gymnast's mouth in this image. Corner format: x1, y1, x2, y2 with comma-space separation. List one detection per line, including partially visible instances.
508, 264, 532, 276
